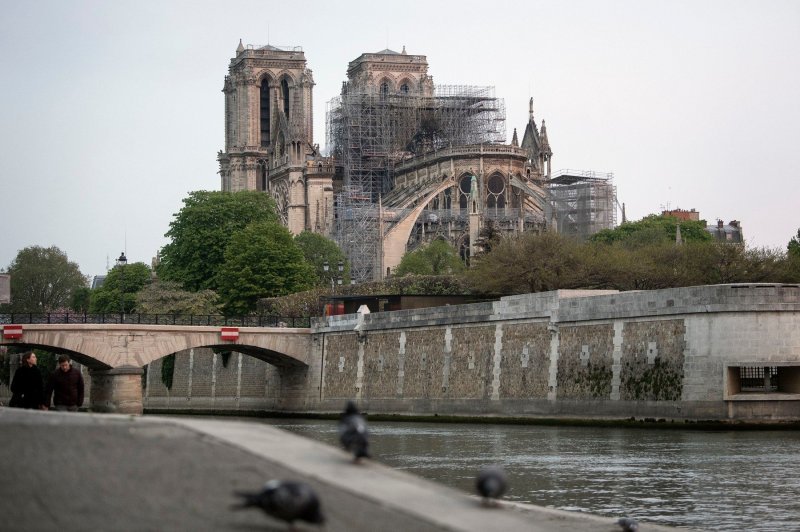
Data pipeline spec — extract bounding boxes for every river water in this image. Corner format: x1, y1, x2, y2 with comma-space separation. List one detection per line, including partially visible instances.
256, 418, 800, 531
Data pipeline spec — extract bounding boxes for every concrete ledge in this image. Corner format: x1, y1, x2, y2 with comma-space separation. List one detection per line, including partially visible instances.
0, 408, 678, 531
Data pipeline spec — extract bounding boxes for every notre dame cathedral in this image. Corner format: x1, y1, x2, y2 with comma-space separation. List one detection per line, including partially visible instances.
218, 41, 557, 283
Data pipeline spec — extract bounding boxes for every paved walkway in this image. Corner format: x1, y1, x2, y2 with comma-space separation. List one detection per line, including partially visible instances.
0, 408, 678, 531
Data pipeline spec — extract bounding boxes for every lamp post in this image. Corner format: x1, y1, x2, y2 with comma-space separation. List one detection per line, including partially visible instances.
322, 260, 344, 294
116, 252, 127, 320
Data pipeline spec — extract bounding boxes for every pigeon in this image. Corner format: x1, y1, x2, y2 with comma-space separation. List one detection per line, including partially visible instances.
338, 400, 370, 461
617, 517, 639, 531
233, 479, 325, 528
476, 465, 508, 506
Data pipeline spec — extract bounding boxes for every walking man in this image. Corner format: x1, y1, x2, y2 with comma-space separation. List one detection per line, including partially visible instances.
45, 354, 84, 412
10, 351, 46, 410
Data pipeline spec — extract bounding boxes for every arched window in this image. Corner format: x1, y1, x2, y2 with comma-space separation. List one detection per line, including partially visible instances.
487, 174, 506, 211
458, 175, 473, 210
257, 160, 268, 191
281, 79, 290, 118
400, 83, 409, 94
380, 81, 389, 99
260, 79, 270, 147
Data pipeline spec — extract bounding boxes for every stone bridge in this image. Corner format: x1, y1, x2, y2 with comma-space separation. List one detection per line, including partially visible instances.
1, 324, 311, 415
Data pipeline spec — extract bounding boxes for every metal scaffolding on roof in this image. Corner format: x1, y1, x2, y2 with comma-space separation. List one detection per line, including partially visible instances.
326, 84, 507, 282
548, 169, 617, 241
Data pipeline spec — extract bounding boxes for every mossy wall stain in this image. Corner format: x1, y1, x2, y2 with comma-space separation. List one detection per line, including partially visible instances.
620, 320, 685, 401
557, 324, 614, 399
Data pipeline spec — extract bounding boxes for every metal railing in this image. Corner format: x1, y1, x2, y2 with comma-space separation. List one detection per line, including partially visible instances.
0, 313, 311, 328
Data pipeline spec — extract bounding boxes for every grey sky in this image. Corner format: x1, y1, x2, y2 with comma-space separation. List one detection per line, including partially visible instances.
1, 0, 798, 278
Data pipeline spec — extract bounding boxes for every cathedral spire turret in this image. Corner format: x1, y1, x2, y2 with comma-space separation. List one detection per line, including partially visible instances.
511, 128, 518, 147
529, 97, 534, 122
236, 39, 245, 53
540, 120, 551, 155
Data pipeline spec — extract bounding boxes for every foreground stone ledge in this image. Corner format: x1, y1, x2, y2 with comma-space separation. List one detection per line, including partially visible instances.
0, 408, 679, 531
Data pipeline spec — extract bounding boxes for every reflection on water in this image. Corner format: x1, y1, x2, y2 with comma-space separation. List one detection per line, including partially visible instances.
259, 419, 800, 531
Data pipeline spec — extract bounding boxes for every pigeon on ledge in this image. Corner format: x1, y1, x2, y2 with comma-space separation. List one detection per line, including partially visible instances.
338, 400, 370, 462
233, 479, 325, 529
476, 466, 508, 506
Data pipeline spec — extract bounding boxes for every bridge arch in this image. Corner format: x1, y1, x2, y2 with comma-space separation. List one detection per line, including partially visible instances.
1, 324, 311, 415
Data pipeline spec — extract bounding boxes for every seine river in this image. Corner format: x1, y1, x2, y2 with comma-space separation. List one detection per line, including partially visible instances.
257, 418, 800, 531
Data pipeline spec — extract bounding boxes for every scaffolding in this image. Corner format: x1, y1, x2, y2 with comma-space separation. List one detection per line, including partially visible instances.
549, 169, 617, 241
327, 84, 506, 282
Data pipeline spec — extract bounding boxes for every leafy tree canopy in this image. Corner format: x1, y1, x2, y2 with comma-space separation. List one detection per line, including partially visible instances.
788, 228, 800, 259
135, 280, 221, 315
394, 239, 465, 277
293, 231, 349, 286
590, 214, 712, 248
216, 222, 314, 315
90, 262, 151, 313
467, 231, 581, 294
3, 246, 88, 312
157, 191, 278, 291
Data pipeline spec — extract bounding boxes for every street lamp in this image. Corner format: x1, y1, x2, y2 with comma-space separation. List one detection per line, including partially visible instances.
322, 260, 345, 294
116, 252, 127, 319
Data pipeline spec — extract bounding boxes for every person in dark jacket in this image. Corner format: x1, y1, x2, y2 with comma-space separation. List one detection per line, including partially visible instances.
45, 354, 84, 412
10, 351, 46, 410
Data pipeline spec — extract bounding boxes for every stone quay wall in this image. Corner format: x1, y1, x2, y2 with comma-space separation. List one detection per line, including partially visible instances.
311, 284, 800, 422
141, 284, 800, 422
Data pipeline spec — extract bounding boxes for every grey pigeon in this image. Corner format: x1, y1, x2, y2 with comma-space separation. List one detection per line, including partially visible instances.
617, 517, 639, 531
233, 479, 325, 528
476, 465, 508, 506
338, 400, 370, 461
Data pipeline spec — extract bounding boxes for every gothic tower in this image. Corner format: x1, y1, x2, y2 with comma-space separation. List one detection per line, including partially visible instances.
218, 41, 333, 236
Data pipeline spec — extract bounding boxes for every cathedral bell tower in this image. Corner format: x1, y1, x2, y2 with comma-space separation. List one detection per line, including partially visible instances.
217, 40, 327, 235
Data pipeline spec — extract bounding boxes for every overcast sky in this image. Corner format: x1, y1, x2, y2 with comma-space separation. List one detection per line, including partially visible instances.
1, 0, 798, 278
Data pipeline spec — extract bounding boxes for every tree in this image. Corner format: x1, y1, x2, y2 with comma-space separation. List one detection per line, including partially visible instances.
135, 281, 221, 315
216, 222, 314, 315
69, 286, 92, 313
158, 191, 279, 291
90, 262, 151, 313
2, 246, 88, 312
591, 215, 712, 248
789, 228, 800, 260
293, 231, 349, 286
467, 231, 581, 295
394, 239, 466, 277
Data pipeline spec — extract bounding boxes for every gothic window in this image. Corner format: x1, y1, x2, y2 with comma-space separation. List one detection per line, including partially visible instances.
260, 79, 270, 147
458, 175, 473, 210
443, 188, 452, 210
380, 81, 389, 99
281, 78, 290, 118
257, 159, 268, 191
486, 174, 506, 211
400, 83, 409, 94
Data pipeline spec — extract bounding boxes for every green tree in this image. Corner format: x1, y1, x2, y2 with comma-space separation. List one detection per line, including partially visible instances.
591, 215, 712, 248
216, 222, 314, 315
69, 286, 92, 313
2, 246, 88, 312
135, 281, 221, 315
788, 228, 800, 260
158, 191, 278, 291
293, 231, 349, 286
90, 262, 151, 313
467, 231, 581, 295
394, 239, 465, 277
